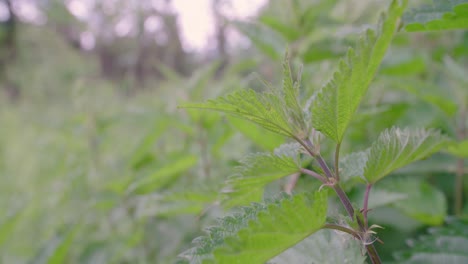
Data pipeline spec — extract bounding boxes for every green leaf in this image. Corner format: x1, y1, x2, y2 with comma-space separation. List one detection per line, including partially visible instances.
181, 55, 309, 140
269, 229, 366, 264
128, 118, 169, 170
392, 219, 468, 263
390, 78, 459, 117
30, 225, 81, 264
259, 15, 302, 41
180, 191, 328, 263
301, 39, 345, 63
364, 127, 448, 183
311, 0, 408, 143
403, 0, 468, 32
355, 177, 446, 225
228, 117, 285, 151
339, 151, 368, 188
446, 139, 468, 158
223, 149, 301, 208
234, 21, 286, 60
156, 191, 219, 217
443, 56, 468, 108
380, 56, 426, 76
385, 178, 447, 225
0, 209, 24, 247
127, 154, 198, 194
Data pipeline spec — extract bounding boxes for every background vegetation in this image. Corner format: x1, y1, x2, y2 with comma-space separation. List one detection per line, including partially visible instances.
0, 0, 466, 263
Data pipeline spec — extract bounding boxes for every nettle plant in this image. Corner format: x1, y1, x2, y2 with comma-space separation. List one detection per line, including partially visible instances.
180, 1, 449, 263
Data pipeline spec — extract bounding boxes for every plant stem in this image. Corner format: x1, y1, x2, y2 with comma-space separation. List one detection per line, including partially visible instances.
300, 168, 326, 182
335, 142, 341, 181
332, 181, 382, 264
332, 185, 354, 217
455, 158, 464, 216
284, 172, 300, 194
299, 138, 334, 179
363, 184, 372, 228
299, 137, 382, 263
455, 108, 466, 216
366, 244, 382, 264
316, 154, 335, 179
323, 223, 360, 239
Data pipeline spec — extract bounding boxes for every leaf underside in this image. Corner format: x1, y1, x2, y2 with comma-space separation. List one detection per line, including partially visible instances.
311, 0, 408, 143
269, 229, 366, 264
179, 191, 328, 264
363, 127, 448, 183
392, 219, 468, 264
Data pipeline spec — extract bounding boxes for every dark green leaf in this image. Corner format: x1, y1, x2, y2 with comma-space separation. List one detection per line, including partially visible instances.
392, 219, 468, 263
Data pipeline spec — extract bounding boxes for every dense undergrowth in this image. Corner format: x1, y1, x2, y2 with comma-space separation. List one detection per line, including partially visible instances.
0, 0, 467, 263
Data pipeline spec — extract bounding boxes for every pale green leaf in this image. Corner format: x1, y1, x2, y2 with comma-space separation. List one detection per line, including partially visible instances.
446, 139, 468, 158
339, 151, 368, 188
234, 21, 286, 60
389, 78, 459, 117
392, 220, 468, 263
156, 191, 219, 217
380, 56, 427, 76
311, 0, 407, 142
30, 225, 80, 264
443, 56, 468, 108
403, 0, 468, 32
0, 209, 24, 247
364, 127, 448, 183
180, 191, 327, 263
354, 177, 446, 225
128, 117, 170, 170
383, 178, 446, 225
223, 150, 300, 208
228, 116, 285, 151
259, 15, 301, 41
269, 229, 366, 264
127, 154, 198, 194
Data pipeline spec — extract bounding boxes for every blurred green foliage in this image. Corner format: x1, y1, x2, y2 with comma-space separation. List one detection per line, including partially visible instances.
0, 0, 467, 263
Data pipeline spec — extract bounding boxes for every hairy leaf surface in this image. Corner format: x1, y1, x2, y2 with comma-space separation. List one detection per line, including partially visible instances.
364, 127, 448, 183
339, 151, 368, 188
223, 150, 300, 208
181, 55, 309, 140
269, 229, 366, 264
311, 0, 407, 143
179, 191, 327, 263
403, 0, 468, 32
